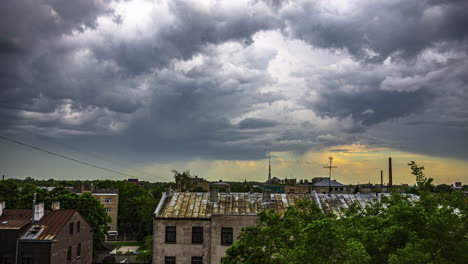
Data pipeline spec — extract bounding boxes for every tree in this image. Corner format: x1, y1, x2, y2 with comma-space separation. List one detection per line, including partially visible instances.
222, 193, 468, 264
58, 192, 111, 242
408, 161, 433, 191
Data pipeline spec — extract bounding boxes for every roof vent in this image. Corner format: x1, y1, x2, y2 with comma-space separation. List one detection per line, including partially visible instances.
51, 201, 60, 210
263, 190, 271, 203
209, 188, 219, 202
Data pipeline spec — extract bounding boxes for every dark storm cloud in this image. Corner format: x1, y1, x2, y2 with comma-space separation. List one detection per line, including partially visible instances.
1, 0, 467, 165
238, 118, 278, 129
92, 0, 282, 74
282, 0, 468, 61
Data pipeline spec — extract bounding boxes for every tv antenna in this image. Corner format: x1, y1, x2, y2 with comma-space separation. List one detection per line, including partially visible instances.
323, 156, 338, 193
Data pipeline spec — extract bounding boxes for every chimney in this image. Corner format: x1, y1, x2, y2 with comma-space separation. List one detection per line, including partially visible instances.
380, 170, 383, 188
209, 188, 218, 202
262, 189, 271, 203
388, 157, 393, 187
0, 201, 5, 216
51, 201, 60, 210
34, 203, 45, 221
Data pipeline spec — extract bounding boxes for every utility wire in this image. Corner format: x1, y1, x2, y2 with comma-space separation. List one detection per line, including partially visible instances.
0, 134, 141, 179
17, 128, 157, 181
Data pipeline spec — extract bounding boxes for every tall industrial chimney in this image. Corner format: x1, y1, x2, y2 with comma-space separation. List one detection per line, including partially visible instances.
388, 157, 393, 187
380, 170, 383, 188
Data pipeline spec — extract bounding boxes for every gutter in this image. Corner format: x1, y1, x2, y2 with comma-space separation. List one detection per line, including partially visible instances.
154, 192, 167, 219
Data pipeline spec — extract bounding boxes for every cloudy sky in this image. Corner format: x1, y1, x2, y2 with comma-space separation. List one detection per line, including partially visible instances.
1, 0, 467, 184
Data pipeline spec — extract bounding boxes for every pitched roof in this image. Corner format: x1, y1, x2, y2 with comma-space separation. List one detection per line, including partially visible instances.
0, 209, 33, 229
313, 178, 346, 187
155, 192, 419, 219
156, 192, 312, 219
20, 210, 77, 240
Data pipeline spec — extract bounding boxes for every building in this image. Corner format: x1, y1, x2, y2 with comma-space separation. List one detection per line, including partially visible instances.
152, 190, 417, 264
311, 178, 349, 194
77, 188, 119, 232
0, 201, 93, 264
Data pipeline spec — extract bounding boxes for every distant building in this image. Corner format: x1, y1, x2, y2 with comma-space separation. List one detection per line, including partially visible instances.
0, 201, 93, 264
76, 187, 119, 232
152, 190, 417, 264
311, 178, 349, 194
176, 176, 211, 192
126, 178, 145, 188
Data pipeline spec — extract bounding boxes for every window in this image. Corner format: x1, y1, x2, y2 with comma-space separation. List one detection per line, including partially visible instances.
77, 221, 81, 233
165, 226, 176, 243
77, 243, 81, 258
221, 227, 233, 245
104, 198, 112, 203
165, 256, 176, 264
191, 256, 202, 264
69, 223, 73, 235
21, 255, 33, 264
67, 246, 72, 261
192, 227, 203, 244
105, 207, 112, 213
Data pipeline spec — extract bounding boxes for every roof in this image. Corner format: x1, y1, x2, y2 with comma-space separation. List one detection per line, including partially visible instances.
313, 178, 346, 187
156, 192, 312, 219
0, 209, 33, 229
312, 193, 419, 218
155, 192, 419, 219
20, 210, 77, 240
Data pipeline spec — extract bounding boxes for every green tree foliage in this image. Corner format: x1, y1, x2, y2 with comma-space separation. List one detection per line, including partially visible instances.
222, 193, 467, 264
408, 161, 434, 191
136, 235, 153, 262
117, 181, 158, 238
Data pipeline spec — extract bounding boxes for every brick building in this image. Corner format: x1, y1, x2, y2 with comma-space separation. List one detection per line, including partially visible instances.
153, 190, 418, 264
0, 201, 93, 264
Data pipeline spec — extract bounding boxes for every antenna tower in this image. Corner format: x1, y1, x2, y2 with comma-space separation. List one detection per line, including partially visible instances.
323, 156, 338, 193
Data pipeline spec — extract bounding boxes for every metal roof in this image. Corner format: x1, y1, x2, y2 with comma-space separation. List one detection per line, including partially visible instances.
156, 192, 313, 219
20, 210, 77, 240
0, 209, 32, 229
155, 192, 419, 219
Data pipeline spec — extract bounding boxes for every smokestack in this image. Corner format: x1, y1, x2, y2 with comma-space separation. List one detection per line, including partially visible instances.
165, 187, 172, 196
380, 170, 383, 188
209, 188, 219, 202
51, 201, 60, 210
388, 157, 393, 187
0, 201, 5, 216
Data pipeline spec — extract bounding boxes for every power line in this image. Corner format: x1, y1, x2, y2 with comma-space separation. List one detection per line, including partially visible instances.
17, 128, 157, 180
0, 134, 141, 179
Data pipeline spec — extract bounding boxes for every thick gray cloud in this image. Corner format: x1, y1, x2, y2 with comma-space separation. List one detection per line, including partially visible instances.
0, 0, 467, 168
282, 0, 468, 61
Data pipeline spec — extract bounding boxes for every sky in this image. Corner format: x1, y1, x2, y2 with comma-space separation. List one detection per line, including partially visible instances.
0, 0, 467, 185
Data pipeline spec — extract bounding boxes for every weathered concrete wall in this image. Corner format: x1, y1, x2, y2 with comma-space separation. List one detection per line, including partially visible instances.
153, 215, 258, 264
153, 219, 211, 264
209, 215, 258, 264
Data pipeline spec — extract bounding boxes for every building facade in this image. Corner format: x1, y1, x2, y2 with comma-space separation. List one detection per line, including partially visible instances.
153, 191, 418, 264
0, 202, 93, 264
